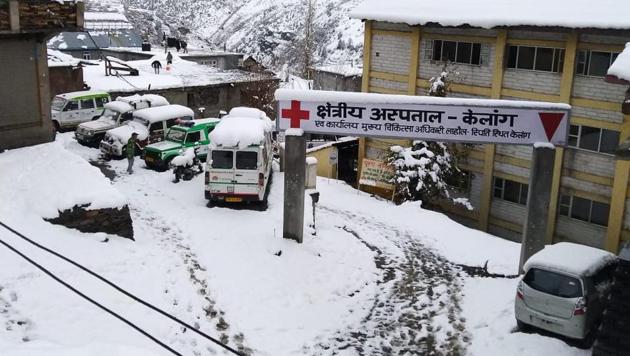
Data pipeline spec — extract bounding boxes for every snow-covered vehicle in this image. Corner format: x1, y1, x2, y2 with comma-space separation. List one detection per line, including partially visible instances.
75, 94, 169, 147
171, 147, 204, 183
50, 90, 110, 131
205, 107, 273, 205
516, 242, 617, 344
100, 104, 194, 157
143, 118, 220, 170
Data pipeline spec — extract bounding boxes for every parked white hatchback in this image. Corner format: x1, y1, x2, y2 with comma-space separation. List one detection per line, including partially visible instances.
515, 242, 617, 343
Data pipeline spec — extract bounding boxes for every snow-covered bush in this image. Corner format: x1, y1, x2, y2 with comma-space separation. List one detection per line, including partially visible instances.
389, 141, 472, 209
428, 65, 461, 97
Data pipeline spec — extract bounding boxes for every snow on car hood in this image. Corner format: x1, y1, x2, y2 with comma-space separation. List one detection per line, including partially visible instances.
107, 121, 148, 142
79, 117, 117, 131
145, 140, 182, 152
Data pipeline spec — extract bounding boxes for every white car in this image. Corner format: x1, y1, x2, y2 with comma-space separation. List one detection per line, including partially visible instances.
50, 90, 110, 131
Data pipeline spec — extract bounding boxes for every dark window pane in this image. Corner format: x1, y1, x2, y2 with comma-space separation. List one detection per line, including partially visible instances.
166, 119, 177, 128
64, 101, 79, 111
576, 51, 587, 75
600, 129, 620, 154
149, 122, 163, 132
503, 180, 522, 204
507, 45, 518, 68
185, 131, 201, 143
236, 151, 258, 170
471, 43, 481, 65
571, 196, 591, 222
559, 205, 570, 216
211, 150, 233, 169
560, 195, 571, 205
494, 177, 503, 189
556, 49, 565, 72
456, 42, 472, 64
535, 47, 554, 71
432, 40, 442, 61
591, 201, 610, 226
81, 99, 95, 109
578, 126, 601, 151
517, 46, 535, 70
589, 51, 612, 77
442, 41, 457, 62
568, 136, 578, 147
519, 184, 529, 205
524, 268, 583, 298
95, 97, 106, 108
569, 125, 580, 136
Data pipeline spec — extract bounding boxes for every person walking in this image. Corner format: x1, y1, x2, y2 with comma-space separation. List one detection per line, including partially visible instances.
127, 132, 140, 174
166, 51, 173, 65
151, 60, 162, 74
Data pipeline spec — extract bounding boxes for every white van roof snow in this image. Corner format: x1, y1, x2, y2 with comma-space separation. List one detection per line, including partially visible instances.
133, 104, 194, 123
104, 100, 134, 113
56, 90, 109, 99
116, 94, 169, 107
209, 108, 273, 149
524, 242, 616, 277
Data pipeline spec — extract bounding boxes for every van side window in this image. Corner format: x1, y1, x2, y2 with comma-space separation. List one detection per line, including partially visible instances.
64, 100, 79, 111
166, 119, 177, 128
211, 151, 233, 169
185, 131, 201, 143
120, 112, 133, 122
524, 268, 583, 298
236, 151, 258, 170
81, 99, 95, 109
95, 97, 107, 108
149, 122, 164, 133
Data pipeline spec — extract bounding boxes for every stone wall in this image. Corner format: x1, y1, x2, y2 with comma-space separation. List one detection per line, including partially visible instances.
45, 204, 134, 240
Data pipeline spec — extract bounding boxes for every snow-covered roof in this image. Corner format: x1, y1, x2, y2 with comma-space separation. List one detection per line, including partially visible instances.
350, 0, 630, 30
133, 105, 195, 123
523, 242, 617, 277
116, 94, 170, 107
84, 12, 129, 22
55, 90, 109, 99
607, 43, 630, 83
104, 100, 134, 113
47, 49, 81, 67
48, 31, 99, 51
314, 64, 363, 77
83, 54, 271, 93
209, 108, 273, 149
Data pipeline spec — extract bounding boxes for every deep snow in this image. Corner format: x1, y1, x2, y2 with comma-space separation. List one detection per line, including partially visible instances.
0, 133, 589, 355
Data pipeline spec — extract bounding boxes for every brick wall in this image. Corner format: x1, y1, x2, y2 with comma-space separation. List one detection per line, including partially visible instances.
573, 76, 627, 103
556, 215, 606, 248
563, 149, 616, 177
371, 34, 411, 75
503, 69, 562, 95
572, 105, 623, 124
369, 77, 407, 92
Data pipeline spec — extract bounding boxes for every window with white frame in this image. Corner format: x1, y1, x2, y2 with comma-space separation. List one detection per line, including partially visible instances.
493, 177, 528, 205
559, 194, 610, 226
576, 50, 619, 77
83, 52, 91, 60
432, 40, 482, 65
507, 45, 565, 73
568, 124, 619, 154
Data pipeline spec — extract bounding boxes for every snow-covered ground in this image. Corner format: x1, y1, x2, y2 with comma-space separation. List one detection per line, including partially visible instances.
0, 134, 588, 355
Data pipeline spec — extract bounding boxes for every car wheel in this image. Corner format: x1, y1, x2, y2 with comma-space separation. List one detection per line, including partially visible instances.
516, 319, 530, 332
53, 121, 60, 132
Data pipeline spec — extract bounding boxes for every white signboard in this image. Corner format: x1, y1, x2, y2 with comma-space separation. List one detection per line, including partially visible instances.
275, 89, 571, 145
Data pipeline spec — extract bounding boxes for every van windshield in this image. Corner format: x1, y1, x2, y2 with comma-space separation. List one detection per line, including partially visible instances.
524, 268, 583, 298
51, 97, 66, 111
211, 151, 233, 169
236, 151, 258, 170
100, 109, 120, 121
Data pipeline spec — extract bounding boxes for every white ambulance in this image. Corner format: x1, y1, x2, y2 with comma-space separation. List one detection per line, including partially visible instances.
205, 107, 274, 206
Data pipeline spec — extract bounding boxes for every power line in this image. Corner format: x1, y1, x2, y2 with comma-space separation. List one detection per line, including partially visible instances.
0, 236, 183, 356
0, 221, 244, 356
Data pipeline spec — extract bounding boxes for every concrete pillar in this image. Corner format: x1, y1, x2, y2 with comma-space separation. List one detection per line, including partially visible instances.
519, 146, 556, 272
283, 133, 306, 243
9, 0, 19, 31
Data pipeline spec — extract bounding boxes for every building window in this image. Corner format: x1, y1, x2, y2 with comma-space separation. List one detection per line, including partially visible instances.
559, 195, 610, 226
432, 40, 481, 65
493, 177, 528, 205
507, 45, 565, 73
576, 50, 619, 77
83, 52, 91, 60
568, 124, 619, 154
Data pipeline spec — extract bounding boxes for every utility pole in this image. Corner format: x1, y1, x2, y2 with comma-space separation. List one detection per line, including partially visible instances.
283, 131, 306, 243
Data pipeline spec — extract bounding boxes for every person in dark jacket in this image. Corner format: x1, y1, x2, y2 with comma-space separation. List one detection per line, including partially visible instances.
151, 60, 162, 74
127, 132, 140, 174
166, 52, 173, 65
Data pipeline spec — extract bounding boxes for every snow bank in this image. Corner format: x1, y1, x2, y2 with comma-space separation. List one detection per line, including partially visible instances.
170, 148, 195, 167
608, 42, 630, 82
209, 109, 273, 149
0, 141, 126, 220
275, 89, 571, 110
523, 242, 616, 277
350, 0, 630, 30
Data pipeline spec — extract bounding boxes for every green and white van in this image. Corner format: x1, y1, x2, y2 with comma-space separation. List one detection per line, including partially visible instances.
143, 118, 220, 170
51, 90, 111, 131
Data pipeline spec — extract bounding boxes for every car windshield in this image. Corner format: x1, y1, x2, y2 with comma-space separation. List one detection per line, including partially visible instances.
166, 129, 186, 142
211, 150, 233, 169
100, 109, 120, 121
51, 97, 66, 111
524, 268, 583, 298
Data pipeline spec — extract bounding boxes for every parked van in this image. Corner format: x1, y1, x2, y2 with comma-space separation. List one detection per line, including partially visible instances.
143, 118, 220, 170
76, 94, 169, 147
516, 242, 617, 343
100, 104, 194, 157
205, 107, 273, 205
51, 90, 111, 130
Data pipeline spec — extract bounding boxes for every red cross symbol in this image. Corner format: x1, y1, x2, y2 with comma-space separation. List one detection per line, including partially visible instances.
281, 100, 310, 128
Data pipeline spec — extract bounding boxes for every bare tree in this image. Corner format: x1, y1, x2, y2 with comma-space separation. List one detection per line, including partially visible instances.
301, 0, 317, 79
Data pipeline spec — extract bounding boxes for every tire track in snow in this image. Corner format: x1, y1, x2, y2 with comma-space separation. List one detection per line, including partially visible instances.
312, 206, 469, 356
